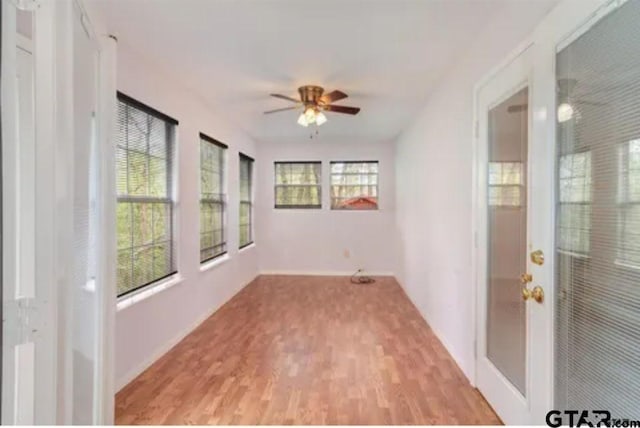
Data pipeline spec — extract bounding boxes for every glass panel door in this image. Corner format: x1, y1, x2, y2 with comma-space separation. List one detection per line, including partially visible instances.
487, 88, 528, 396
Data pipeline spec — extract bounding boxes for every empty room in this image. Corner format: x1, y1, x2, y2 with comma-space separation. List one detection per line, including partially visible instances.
2, 0, 640, 425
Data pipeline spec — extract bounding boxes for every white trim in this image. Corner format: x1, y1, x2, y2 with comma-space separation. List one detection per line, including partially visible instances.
116, 274, 184, 312
556, 0, 628, 51
94, 31, 117, 426
259, 270, 394, 277
200, 253, 230, 272
115, 274, 258, 391
239, 242, 256, 253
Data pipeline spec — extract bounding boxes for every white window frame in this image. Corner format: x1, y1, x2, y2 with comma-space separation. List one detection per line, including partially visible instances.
199, 133, 227, 263
115, 92, 178, 298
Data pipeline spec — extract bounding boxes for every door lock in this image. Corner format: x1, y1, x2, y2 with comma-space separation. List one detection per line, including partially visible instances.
530, 249, 545, 266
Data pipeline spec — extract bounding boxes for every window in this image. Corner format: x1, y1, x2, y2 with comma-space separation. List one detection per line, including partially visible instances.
330, 161, 379, 210
239, 153, 254, 248
558, 151, 592, 254
116, 93, 177, 297
488, 162, 523, 207
200, 134, 227, 263
274, 162, 322, 209
618, 139, 640, 267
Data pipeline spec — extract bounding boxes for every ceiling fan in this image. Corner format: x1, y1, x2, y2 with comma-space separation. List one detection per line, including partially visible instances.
264, 85, 361, 127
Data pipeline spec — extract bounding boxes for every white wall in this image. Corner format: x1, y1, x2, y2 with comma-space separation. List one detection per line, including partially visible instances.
256, 140, 396, 275
394, 2, 556, 379
114, 43, 259, 390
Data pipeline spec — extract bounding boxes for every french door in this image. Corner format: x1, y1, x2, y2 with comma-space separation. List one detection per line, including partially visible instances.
2, 0, 114, 423
2, 0, 57, 423
475, 45, 549, 425
475, 0, 640, 424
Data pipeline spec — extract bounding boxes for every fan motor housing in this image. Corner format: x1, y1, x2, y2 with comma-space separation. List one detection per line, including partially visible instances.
298, 85, 324, 105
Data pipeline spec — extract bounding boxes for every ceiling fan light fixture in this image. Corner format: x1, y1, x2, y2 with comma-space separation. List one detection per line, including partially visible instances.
557, 102, 574, 123
304, 107, 317, 124
266, 86, 360, 127
316, 111, 327, 126
297, 113, 309, 127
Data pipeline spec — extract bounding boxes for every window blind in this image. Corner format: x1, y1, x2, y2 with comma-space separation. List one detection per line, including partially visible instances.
330, 161, 379, 210
239, 153, 253, 248
200, 134, 227, 263
274, 161, 322, 209
555, 0, 640, 418
116, 93, 177, 297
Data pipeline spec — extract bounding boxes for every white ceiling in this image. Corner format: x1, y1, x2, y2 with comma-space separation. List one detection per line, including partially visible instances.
91, 0, 557, 144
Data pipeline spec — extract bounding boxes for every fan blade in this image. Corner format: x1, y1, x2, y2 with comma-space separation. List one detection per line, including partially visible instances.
264, 106, 298, 114
320, 90, 348, 104
323, 104, 360, 115
270, 93, 301, 103
507, 104, 528, 113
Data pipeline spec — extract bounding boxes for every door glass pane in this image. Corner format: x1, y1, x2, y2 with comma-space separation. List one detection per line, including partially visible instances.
555, 0, 640, 418
487, 87, 528, 395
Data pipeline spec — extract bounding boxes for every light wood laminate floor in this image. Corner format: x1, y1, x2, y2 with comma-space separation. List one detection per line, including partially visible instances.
115, 275, 500, 425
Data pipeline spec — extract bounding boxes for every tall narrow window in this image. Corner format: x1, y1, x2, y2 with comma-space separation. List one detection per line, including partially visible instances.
274, 162, 322, 209
239, 153, 254, 248
116, 93, 177, 297
558, 151, 592, 255
330, 161, 379, 210
200, 134, 227, 263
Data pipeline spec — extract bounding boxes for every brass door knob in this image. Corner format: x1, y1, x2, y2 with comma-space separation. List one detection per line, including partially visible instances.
522, 285, 544, 303
531, 286, 544, 303
520, 273, 533, 284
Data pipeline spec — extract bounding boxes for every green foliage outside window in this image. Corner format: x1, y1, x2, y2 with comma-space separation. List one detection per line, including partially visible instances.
116, 97, 176, 296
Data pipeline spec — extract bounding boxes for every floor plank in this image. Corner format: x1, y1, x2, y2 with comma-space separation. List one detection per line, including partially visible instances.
115, 275, 501, 425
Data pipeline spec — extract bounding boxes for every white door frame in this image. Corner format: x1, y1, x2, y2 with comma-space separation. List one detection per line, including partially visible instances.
2, 0, 58, 423
474, 45, 534, 425
472, 0, 620, 424
53, 0, 117, 423
2, 0, 116, 423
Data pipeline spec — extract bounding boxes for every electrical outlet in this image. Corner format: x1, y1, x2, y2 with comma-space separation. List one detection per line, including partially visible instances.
343, 249, 351, 259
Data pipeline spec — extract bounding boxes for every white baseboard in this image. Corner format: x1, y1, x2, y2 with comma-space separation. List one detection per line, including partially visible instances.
259, 270, 395, 277
115, 274, 258, 391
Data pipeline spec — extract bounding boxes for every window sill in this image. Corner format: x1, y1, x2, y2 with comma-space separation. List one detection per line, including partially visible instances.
116, 274, 183, 312
239, 242, 255, 253
200, 253, 230, 272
